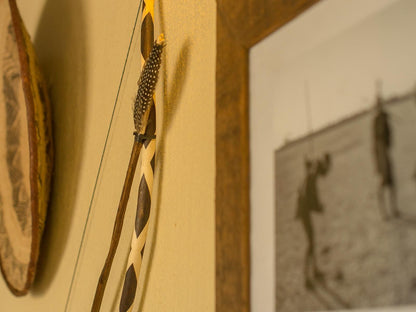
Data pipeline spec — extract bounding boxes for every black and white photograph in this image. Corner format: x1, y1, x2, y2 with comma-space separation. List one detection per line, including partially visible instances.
250, 0, 416, 311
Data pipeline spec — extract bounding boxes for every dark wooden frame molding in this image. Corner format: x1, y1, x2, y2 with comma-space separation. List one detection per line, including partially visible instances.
216, 1, 319, 311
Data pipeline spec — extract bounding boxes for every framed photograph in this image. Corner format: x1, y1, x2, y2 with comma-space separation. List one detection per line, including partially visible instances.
250, 0, 416, 311
217, 0, 416, 312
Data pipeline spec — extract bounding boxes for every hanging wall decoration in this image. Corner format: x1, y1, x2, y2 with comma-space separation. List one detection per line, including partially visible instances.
0, 0, 53, 296
91, 0, 163, 310
118, 1, 158, 310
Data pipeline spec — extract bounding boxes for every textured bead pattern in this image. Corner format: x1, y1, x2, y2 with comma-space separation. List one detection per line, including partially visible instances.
133, 40, 164, 134
119, 3, 160, 310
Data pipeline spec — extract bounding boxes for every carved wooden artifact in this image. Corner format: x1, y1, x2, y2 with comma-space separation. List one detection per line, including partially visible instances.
0, 0, 53, 296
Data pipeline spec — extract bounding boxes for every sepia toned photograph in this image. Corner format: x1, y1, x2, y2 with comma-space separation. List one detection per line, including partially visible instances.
269, 1, 416, 311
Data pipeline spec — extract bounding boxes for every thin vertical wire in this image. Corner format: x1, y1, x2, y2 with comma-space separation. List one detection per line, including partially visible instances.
64, 1, 144, 310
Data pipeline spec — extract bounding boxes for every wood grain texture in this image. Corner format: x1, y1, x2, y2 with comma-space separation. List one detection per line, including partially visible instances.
91, 139, 142, 312
215, 0, 319, 311
0, 0, 53, 296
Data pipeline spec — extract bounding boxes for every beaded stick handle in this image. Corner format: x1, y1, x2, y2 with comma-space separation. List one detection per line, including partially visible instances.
90, 32, 164, 312
119, 2, 159, 310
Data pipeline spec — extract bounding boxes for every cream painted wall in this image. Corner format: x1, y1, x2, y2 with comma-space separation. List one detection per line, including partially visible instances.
0, 0, 215, 311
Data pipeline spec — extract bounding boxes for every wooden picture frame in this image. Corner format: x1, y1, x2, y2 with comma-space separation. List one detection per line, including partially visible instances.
215, 1, 319, 311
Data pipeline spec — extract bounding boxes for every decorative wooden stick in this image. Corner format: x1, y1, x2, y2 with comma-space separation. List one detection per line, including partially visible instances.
91, 139, 142, 312
90, 30, 164, 312
119, 2, 157, 311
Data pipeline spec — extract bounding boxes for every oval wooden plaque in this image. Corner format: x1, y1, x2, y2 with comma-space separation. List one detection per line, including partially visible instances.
0, 0, 53, 296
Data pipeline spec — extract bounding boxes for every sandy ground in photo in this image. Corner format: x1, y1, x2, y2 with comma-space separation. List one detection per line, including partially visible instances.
275, 96, 416, 311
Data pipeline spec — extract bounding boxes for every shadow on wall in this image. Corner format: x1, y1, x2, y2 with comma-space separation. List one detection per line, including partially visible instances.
108, 22, 193, 308
135, 31, 192, 312
31, 0, 87, 295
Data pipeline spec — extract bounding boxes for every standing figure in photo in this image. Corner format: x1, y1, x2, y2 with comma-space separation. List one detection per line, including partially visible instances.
372, 95, 399, 219
296, 155, 330, 290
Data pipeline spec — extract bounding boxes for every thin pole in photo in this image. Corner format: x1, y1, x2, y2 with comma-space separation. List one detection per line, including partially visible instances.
304, 80, 315, 157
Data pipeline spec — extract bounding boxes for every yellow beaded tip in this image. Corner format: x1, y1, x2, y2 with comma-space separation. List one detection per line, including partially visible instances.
157, 33, 165, 45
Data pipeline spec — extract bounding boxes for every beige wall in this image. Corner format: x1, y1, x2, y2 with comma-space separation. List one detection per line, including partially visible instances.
0, 0, 216, 311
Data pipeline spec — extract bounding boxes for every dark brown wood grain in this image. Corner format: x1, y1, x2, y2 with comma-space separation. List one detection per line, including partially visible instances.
216, 1, 319, 311
91, 139, 142, 312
